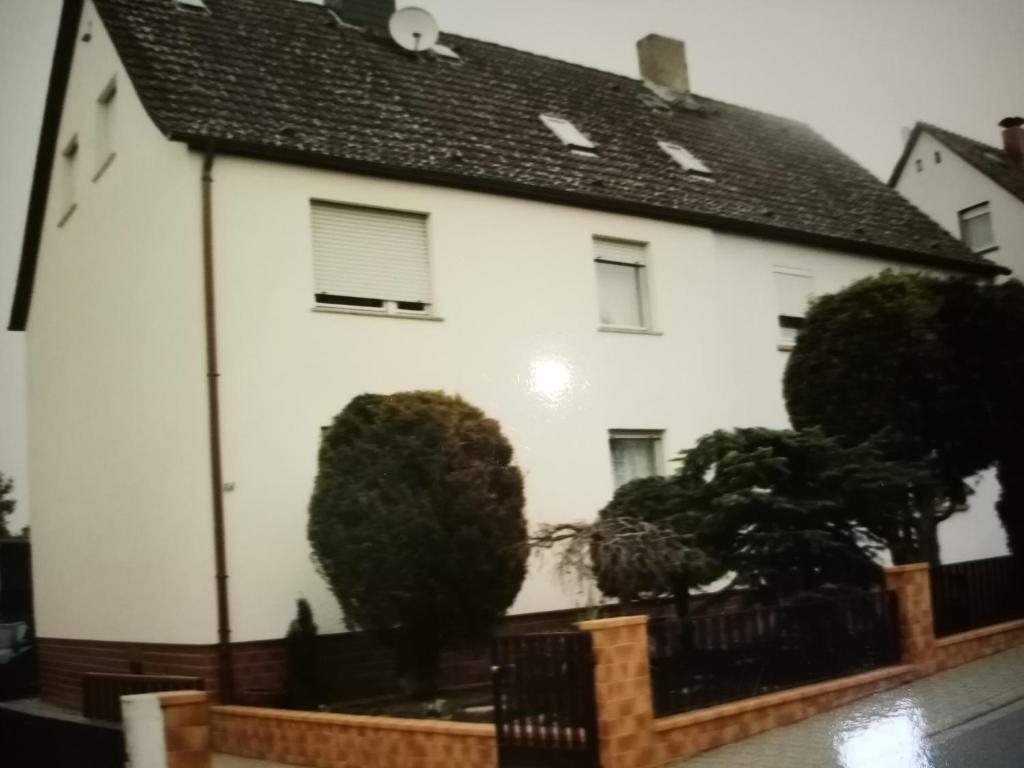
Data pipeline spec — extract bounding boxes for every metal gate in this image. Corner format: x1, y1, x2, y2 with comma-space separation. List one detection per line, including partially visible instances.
491, 631, 601, 768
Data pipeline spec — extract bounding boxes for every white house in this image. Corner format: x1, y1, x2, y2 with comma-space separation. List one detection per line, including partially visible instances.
11, 0, 1007, 707
891, 118, 1024, 277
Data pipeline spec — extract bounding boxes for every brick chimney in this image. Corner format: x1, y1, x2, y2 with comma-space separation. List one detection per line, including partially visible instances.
637, 34, 689, 94
325, 0, 395, 29
1001, 117, 1024, 169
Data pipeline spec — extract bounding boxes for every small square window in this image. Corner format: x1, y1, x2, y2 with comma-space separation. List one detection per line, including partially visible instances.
774, 269, 812, 349
609, 430, 663, 489
958, 203, 996, 253
915, 158, 923, 172
594, 237, 650, 330
934, 150, 942, 164
58, 134, 79, 226
94, 77, 117, 179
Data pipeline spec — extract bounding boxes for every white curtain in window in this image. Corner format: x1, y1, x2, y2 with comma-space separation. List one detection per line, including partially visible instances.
597, 262, 643, 327
962, 210, 994, 251
611, 437, 657, 489
311, 202, 431, 304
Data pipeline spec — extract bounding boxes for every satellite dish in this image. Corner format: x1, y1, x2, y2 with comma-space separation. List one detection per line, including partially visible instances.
388, 7, 440, 53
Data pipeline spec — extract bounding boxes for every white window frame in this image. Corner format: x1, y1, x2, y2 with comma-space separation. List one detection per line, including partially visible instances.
658, 140, 712, 177
593, 236, 652, 332
540, 114, 596, 152
608, 430, 664, 490
94, 76, 117, 181
773, 267, 812, 351
310, 200, 437, 319
958, 202, 997, 254
58, 134, 79, 227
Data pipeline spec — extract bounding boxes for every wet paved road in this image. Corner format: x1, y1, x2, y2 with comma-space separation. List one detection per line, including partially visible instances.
929, 698, 1024, 768
674, 646, 1024, 767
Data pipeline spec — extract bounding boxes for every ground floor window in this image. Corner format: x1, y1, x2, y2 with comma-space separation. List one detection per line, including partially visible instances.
609, 430, 663, 489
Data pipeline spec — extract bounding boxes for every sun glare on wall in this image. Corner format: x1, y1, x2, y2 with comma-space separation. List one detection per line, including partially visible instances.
528, 357, 574, 405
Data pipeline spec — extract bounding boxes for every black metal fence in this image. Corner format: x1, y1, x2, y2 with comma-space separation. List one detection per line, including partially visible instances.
492, 631, 601, 768
0, 539, 31, 621
931, 555, 1024, 638
0, 703, 124, 768
82, 673, 204, 722
649, 590, 901, 717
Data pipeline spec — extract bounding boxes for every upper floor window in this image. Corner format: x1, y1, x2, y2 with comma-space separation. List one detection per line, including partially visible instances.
94, 77, 117, 180
594, 236, 650, 331
958, 202, 996, 254
58, 134, 79, 227
311, 201, 433, 314
774, 268, 812, 350
609, 430, 663, 489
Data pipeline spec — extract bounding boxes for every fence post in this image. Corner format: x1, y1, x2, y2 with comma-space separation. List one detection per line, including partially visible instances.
884, 563, 937, 675
575, 615, 657, 768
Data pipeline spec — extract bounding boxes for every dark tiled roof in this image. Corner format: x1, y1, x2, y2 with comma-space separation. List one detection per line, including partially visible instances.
892, 122, 1024, 206
95, 0, 985, 263
9, 0, 1003, 330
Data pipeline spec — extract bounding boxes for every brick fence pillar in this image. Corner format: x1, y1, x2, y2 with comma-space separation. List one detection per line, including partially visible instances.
575, 615, 657, 768
884, 563, 937, 674
160, 691, 212, 768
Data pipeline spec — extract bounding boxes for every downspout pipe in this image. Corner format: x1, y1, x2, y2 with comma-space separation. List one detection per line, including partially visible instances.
202, 148, 234, 703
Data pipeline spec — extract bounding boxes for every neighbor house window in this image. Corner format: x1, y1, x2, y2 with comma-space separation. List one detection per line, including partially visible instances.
958, 203, 996, 253
58, 134, 79, 227
94, 77, 117, 180
774, 268, 812, 349
311, 201, 432, 313
594, 236, 650, 330
609, 430, 663, 489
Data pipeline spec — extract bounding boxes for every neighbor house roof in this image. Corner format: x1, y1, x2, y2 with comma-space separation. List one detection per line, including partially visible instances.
890, 122, 1024, 206
9, 0, 1003, 330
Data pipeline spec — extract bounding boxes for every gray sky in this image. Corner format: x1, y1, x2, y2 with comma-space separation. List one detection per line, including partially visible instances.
0, 0, 1021, 527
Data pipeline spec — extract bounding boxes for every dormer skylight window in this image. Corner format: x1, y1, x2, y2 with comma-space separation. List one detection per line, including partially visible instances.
432, 44, 461, 60
658, 140, 711, 176
540, 114, 596, 153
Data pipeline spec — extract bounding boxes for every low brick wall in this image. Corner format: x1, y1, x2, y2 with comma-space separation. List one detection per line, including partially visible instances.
935, 618, 1024, 672
651, 665, 915, 765
211, 705, 496, 768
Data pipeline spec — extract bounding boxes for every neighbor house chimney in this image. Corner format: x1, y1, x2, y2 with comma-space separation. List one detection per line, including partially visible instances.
637, 34, 689, 93
1001, 116, 1024, 169
325, 0, 395, 29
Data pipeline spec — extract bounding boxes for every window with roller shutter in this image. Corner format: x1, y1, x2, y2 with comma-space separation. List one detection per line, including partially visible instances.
310, 201, 433, 314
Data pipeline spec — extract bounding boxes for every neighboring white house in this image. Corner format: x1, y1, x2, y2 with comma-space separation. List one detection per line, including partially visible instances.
891, 118, 1024, 278
11, 0, 1007, 706
889, 118, 1024, 568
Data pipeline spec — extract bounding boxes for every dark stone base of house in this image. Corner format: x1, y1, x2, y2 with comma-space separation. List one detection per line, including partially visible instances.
36, 600, 692, 713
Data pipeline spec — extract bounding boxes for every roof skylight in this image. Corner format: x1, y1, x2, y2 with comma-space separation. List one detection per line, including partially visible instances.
432, 44, 461, 60
175, 0, 209, 9
658, 140, 711, 176
540, 114, 596, 152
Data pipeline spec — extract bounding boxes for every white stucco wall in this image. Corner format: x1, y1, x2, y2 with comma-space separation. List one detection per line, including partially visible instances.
209, 156, 1010, 641
895, 131, 1024, 277
25, 1, 217, 644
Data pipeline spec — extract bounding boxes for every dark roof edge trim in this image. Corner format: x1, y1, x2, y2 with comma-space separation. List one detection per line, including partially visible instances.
888, 123, 925, 189
184, 134, 1005, 278
8, 0, 85, 332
